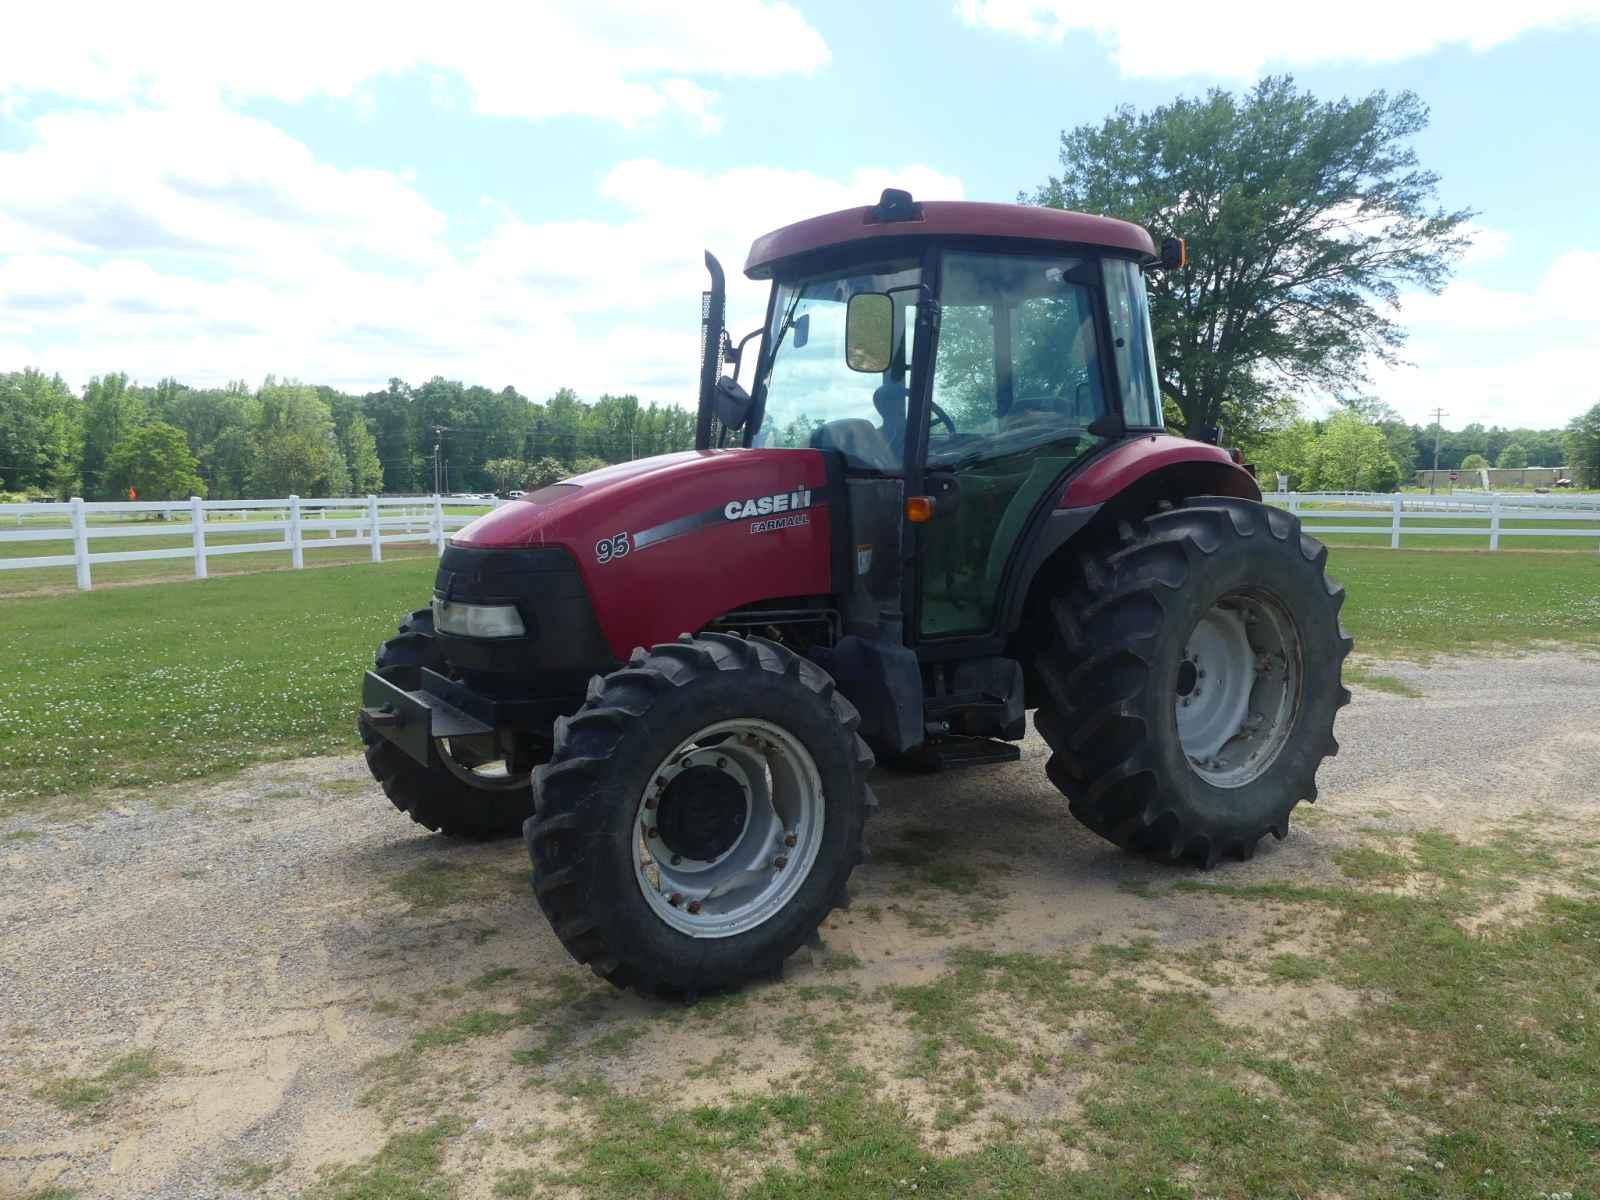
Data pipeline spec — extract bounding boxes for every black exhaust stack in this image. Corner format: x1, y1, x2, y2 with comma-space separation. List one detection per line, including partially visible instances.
696, 251, 727, 451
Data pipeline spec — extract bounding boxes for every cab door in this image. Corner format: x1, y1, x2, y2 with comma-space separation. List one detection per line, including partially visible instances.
914, 250, 1115, 640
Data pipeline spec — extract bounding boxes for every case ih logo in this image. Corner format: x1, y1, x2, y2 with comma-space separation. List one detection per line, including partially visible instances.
723, 488, 813, 522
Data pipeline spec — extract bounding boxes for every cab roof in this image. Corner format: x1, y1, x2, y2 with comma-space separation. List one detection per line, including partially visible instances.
744, 196, 1157, 279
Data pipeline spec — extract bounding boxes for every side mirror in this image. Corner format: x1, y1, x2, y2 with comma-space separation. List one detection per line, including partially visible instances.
713, 376, 753, 430
1159, 236, 1187, 270
844, 292, 892, 373
792, 312, 810, 350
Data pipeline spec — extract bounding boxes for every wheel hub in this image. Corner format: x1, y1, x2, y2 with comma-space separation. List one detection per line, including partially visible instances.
655, 766, 747, 863
1175, 592, 1303, 789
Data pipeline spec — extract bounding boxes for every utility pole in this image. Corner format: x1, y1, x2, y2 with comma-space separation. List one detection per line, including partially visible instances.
1429, 408, 1447, 495
430, 425, 452, 495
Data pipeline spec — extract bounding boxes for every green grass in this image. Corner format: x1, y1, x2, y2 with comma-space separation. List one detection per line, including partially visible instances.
33, 1050, 161, 1116
1327, 546, 1600, 658
307, 1117, 463, 1200
1344, 661, 1423, 697
223, 1159, 282, 1190
387, 862, 527, 913
2, 543, 1596, 817
0, 556, 438, 815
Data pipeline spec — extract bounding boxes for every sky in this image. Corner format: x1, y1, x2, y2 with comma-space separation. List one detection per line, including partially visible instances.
2, 0, 1599, 431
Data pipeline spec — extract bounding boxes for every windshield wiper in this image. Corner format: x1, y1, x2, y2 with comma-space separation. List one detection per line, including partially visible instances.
757, 289, 806, 389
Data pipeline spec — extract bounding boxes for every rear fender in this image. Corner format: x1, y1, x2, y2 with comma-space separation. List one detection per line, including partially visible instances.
998, 437, 1260, 636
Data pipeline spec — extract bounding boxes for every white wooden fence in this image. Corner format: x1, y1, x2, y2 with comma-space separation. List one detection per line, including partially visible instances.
6, 489, 1598, 593
1, 495, 503, 590
1269, 491, 1600, 551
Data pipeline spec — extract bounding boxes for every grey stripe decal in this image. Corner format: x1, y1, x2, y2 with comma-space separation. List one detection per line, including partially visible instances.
632, 506, 727, 551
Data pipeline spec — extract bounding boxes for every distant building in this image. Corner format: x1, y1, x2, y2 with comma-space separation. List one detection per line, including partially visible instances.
1413, 466, 1571, 489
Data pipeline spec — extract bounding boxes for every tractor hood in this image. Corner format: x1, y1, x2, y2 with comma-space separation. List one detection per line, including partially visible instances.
452, 449, 836, 659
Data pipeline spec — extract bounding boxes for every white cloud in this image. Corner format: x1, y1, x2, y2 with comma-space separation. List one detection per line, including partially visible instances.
1460, 224, 1511, 266
0, 106, 962, 406
0, 0, 829, 129
1349, 248, 1600, 426
1402, 248, 1600, 330
1365, 343, 1600, 429
956, 0, 1600, 77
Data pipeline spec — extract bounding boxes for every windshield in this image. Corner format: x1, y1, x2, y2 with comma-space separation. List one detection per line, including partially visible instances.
752, 259, 920, 471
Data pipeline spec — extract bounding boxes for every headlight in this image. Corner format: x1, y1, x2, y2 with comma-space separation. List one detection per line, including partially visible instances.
432, 597, 526, 639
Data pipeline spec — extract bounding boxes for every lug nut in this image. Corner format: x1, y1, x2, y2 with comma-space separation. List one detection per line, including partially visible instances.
655, 775, 668, 788
669, 893, 683, 906
646, 826, 659, 839
687, 900, 703, 914
783, 832, 797, 848
671, 854, 683, 865
773, 855, 788, 870
716, 757, 727, 769
644, 797, 657, 810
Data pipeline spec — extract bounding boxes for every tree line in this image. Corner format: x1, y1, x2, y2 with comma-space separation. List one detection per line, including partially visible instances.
1246, 401, 1589, 493
0, 371, 697, 501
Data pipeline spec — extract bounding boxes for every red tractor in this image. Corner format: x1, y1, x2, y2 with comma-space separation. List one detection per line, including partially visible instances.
359, 192, 1351, 994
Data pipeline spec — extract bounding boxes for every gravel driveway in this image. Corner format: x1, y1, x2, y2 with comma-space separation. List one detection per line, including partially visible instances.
2, 651, 1597, 1199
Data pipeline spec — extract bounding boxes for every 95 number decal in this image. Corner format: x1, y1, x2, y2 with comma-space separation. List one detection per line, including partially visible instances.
594, 531, 630, 564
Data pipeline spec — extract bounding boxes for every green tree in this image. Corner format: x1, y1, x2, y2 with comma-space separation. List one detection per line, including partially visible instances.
485, 457, 530, 493
81, 373, 146, 498
1460, 453, 1489, 473
103, 422, 206, 501
1496, 443, 1528, 469
0, 370, 82, 497
526, 457, 568, 489
249, 380, 349, 497
1302, 412, 1401, 492
1031, 76, 1471, 436
1564, 402, 1600, 487
341, 417, 384, 494
1250, 419, 1319, 491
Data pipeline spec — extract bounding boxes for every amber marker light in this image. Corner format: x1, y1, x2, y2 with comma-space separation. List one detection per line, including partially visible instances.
905, 496, 936, 523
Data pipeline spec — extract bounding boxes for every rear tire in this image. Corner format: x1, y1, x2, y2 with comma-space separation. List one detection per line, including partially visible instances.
526, 633, 874, 995
1034, 497, 1352, 866
359, 610, 536, 840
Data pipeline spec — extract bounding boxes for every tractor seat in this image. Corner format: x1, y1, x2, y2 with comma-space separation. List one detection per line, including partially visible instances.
811, 418, 898, 471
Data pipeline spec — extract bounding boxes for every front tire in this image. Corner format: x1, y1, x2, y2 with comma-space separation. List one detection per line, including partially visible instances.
1034, 497, 1352, 866
359, 610, 537, 839
526, 633, 874, 995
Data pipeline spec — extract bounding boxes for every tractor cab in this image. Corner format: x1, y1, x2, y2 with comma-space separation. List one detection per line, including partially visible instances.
701, 190, 1172, 650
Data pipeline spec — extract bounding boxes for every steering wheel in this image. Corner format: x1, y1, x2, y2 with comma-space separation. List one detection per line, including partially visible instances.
929, 400, 957, 437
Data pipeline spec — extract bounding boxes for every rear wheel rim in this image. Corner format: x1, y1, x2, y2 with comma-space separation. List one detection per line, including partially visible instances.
1175, 591, 1303, 788
436, 738, 529, 791
633, 718, 825, 939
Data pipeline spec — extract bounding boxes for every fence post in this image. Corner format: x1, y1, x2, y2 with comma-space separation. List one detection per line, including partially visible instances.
368, 495, 382, 562
1390, 492, 1403, 550
70, 496, 91, 590
289, 495, 304, 569
1288, 492, 1299, 517
432, 494, 445, 554
190, 495, 207, 579
1489, 495, 1501, 552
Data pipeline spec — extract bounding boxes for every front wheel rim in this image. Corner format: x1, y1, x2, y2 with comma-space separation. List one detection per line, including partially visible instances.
633, 718, 825, 939
1175, 591, 1303, 788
